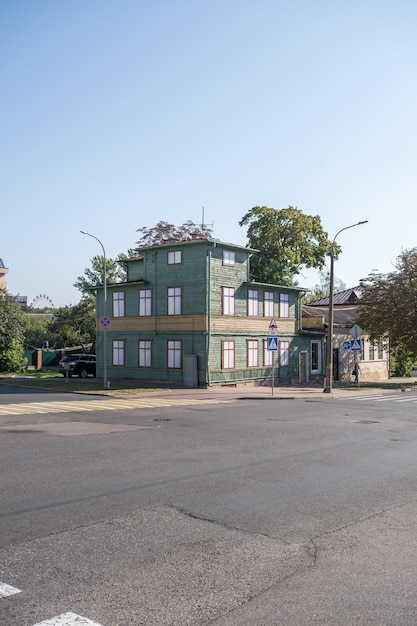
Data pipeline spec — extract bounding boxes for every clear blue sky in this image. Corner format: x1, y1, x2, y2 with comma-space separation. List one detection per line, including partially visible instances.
2, 1, 417, 307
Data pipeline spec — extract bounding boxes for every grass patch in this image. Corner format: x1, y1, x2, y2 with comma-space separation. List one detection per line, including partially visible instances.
0, 370, 165, 395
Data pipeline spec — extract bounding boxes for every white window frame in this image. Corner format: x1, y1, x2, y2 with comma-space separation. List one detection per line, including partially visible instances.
279, 293, 289, 318
223, 250, 235, 266
264, 291, 274, 317
167, 250, 182, 265
167, 286, 182, 315
167, 340, 182, 369
279, 340, 290, 367
264, 340, 273, 366
138, 340, 152, 367
139, 289, 152, 316
247, 340, 258, 367
248, 289, 259, 317
222, 340, 235, 369
222, 287, 235, 315
112, 340, 125, 366
113, 291, 125, 317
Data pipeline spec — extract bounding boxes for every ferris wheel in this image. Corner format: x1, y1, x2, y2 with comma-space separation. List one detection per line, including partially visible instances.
30, 294, 55, 309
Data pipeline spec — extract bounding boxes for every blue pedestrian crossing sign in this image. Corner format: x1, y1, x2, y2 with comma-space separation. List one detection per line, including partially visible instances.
267, 337, 278, 351
351, 338, 362, 351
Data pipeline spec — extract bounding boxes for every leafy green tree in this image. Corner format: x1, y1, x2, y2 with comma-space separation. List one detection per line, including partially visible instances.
358, 248, 417, 359
239, 206, 339, 286
74, 250, 135, 295
136, 220, 213, 248
23, 314, 51, 349
0, 290, 26, 371
47, 297, 96, 350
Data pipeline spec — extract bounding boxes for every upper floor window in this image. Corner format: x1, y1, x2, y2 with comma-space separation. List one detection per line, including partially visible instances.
139, 289, 152, 316
167, 250, 182, 265
368, 341, 375, 360
222, 340, 235, 369
222, 286, 235, 315
279, 293, 289, 318
248, 289, 259, 316
167, 286, 182, 315
279, 340, 290, 366
223, 250, 235, 266
112, 340, 125, 366
113, 291, 125, 317
264, 291, 274, 317
247, 340, 258, 367
167, 340, 182, 369
138, 340, 152, 367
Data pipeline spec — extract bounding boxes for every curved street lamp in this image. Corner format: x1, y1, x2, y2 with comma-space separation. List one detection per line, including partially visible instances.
323, 220, 368, 393
80, 231, 108, 390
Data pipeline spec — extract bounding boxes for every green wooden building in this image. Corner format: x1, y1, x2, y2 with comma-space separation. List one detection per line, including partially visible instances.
93, 238, 318, 387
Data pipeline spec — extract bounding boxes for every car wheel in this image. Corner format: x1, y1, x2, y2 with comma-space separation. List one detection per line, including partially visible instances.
79, 369, 88, 379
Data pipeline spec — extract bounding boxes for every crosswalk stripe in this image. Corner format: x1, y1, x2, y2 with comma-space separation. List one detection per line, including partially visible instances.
31, 612, 103, 626
0, 397, 232, 416
0, 581, 21, 597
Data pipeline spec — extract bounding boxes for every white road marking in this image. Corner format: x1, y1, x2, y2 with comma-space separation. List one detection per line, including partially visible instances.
0, 581, 21, 597
31, 613, 104, 626
0, 397, 232, 416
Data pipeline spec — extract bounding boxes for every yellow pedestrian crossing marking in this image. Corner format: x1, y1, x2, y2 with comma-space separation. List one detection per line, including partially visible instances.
0, 397, 232, 416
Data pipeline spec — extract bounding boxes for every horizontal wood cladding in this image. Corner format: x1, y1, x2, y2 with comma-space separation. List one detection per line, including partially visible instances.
98, 314, 208, 332
210, 315, 296, 334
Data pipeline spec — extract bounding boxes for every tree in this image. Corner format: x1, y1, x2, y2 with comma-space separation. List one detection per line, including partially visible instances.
305, 270, 347, 303
136, 220, 213, 248
74, 250, 135, 295
47, 297, 97, 350
0, 290, 27, 371
358, 248, 417, 359
239, 206, 339, 286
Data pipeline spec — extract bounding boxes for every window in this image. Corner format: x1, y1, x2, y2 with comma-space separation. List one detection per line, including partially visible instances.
112, 340, 125, 366
311, 341, 320, 372
264, 291, 274, 317
139, 289, 152, 316
167, 287, 182, 315
222, 287, 235, 315
247, 340, 258, 367
113, 291, 125, 317
279, 340, 290, 366
167, 250, 182, 265
368, 341, 375, 360
138, 340, 152, 367
378, 340, 384, 359
248, 289, 259, 316
167, 340, 182, 368
279, 293, 289, 318
222, 340, 235, 369
264, 340, 273, 366
223, 250, 235, 266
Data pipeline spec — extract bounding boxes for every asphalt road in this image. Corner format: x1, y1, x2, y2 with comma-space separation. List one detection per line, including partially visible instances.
1, 386, 417, 625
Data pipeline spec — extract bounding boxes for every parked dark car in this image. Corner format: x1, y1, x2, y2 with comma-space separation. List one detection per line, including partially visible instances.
59, 354, 96, 378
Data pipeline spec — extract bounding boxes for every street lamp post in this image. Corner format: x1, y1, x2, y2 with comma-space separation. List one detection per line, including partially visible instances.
80, 230, 108, 390
324, 220, 368, 394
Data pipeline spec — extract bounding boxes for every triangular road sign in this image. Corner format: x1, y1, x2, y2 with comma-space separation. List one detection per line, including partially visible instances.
269, 318, 277, 329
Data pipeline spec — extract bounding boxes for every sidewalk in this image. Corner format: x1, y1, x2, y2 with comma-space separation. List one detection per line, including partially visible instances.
108, 378, 417, 402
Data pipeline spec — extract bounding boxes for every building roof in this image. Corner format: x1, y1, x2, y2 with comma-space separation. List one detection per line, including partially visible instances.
307, 284, 367, 306
136, 238, 259, 254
